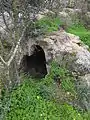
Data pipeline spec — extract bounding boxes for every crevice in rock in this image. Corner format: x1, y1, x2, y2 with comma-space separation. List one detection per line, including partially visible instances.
20, 45, 47, 78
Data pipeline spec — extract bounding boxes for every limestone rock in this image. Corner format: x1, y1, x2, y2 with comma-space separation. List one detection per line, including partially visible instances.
33, 30, 90, 75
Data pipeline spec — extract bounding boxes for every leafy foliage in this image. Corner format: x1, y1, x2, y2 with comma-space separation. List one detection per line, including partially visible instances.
0, 61, 89, 120
0, 79, 89, 120
35, 16, 62, 33
49, 61, 76, 94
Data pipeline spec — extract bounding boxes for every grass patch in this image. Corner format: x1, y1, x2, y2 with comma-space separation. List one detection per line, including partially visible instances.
0, 61, 90, 120
25, 16, 62, 37
35, 16, 62, 33
0, 78, 89, 120
67, 24, 90, 48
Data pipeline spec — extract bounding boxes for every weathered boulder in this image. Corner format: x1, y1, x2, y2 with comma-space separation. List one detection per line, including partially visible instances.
32, 30, 90, 75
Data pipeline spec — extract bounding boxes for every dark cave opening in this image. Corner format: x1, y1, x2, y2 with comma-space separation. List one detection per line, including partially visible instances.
20, 45, 47, 78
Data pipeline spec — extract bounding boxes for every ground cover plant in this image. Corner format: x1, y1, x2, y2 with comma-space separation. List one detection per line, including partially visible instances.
0, 61, 90, 120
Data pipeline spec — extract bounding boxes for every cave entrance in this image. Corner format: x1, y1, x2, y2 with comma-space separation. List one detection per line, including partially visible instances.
20, 45, 47, 78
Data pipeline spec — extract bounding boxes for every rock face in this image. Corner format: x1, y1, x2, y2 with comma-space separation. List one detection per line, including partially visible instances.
32, 30, 90, 75
50, 0, 88, 10
19, 29, 90, 76
19, 29, 90, 82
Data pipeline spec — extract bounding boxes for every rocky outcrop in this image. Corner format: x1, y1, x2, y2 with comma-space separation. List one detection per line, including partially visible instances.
33, 30, 90, 75
18, 29, 90, 85
18, 29, 90, 111
51, 0, 88, 11
16, 29, 90, 76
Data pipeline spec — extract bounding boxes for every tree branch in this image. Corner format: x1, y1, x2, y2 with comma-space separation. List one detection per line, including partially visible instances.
0, 55, 7, 65
0, 26, 26, 66
1, 10, 10, 31
7, 27, 26, 66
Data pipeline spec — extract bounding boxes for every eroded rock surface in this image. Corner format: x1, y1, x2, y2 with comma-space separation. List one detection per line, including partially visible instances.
34, 30, 90, 75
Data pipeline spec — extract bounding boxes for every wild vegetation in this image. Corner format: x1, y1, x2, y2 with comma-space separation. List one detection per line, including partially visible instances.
35, 16, 90, 48
0, 15, 90, 120
0, 61, 90, 120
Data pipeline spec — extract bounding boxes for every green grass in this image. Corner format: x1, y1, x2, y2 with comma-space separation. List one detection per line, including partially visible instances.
35, 16, 62, 33
25, 16, 62, 37
0, 79, 89, 120
67, 24, 90, 48
50, 61, 76, 94
0, 61, 90, 120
